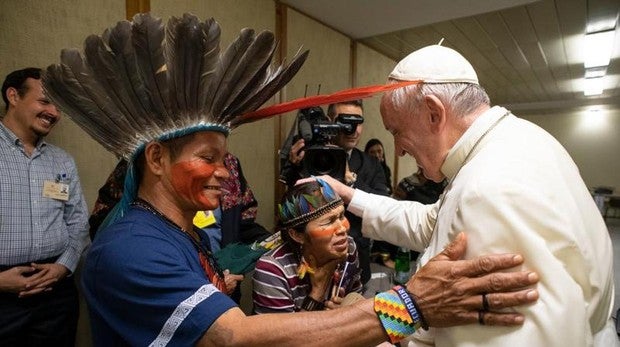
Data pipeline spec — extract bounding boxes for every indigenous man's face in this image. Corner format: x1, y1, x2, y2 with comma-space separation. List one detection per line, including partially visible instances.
169, 131, 230, 211
304, 205, 350, 263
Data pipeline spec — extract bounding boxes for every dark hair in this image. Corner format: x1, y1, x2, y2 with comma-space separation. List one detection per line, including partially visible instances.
326, 99, 363, 118
365, 138, 387, 163
2, 68, 42, 111
161, 133, 200, 161
364, 138, 384, 154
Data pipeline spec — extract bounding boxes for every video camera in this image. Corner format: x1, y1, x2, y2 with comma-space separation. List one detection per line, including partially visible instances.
296, 107, 363, 181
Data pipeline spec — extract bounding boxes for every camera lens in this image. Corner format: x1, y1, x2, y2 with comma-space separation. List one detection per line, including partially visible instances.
308, 151, 338, 175
341, 124, 355, 135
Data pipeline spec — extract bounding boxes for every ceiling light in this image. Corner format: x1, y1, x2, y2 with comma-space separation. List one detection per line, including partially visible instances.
580, 107, 607, 130
587, 17, 617, 34
583, 77, 604, 96
584, 30, 616, 68
585, 67, 607, 78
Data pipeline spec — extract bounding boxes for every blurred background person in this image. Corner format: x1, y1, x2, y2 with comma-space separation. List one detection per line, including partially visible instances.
364, 138, 393, 195
365, 138, 398, 268
394, 167, 447, 204
392, 167, 447, 266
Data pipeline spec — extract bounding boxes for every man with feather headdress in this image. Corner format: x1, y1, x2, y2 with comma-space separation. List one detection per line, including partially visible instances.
44, 13, 540, 346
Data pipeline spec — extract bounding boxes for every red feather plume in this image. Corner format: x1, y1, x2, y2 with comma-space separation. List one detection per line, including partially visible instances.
235, 80, 421, 125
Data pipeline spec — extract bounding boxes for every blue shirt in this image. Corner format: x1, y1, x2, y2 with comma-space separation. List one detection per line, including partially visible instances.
0, 122, 89, 271
203, 207, 223, 252
82, 206, 237, 346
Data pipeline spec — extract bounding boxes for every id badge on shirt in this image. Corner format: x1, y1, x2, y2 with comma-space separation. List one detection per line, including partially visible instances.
43, 180, 69, 201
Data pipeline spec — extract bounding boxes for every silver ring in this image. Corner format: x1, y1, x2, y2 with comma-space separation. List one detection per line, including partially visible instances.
482, 293, 490, 311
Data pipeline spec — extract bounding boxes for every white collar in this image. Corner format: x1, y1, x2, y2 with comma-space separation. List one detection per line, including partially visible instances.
441, 106, 509, 180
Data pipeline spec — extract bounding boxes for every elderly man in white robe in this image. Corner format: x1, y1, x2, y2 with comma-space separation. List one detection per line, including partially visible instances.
312, 45, 618, 347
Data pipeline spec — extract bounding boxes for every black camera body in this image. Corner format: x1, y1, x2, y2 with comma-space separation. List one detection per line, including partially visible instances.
334, 113, 364, 135
295, 107, 362, 182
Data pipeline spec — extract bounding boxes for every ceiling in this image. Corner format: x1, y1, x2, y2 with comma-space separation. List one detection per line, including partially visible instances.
281, 0, 620, 116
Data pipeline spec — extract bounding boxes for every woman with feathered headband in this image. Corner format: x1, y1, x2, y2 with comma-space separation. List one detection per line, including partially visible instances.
253, 178, 362, 314
43, 12, 540, 346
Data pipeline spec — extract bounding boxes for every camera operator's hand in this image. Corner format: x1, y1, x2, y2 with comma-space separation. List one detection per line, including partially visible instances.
288, 138, 305, 166
344, 161, 357, 187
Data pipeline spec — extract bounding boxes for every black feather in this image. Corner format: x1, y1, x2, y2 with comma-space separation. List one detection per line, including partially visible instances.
165, 13, 207, 119
42, 13, 308, 158
84, 34, 145, 131
197, 18, 221, 112
131, 13, 172, 129
230, 49, 310, 126
43, 62, 126, 154
207, 28, 256, 121
104, 22, 153, 130
217, 30, 277, 124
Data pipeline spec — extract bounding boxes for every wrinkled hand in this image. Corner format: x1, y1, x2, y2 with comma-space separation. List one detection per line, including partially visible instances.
223, 270, 244, 295
407, 232, 539, 327
18, 263, 69, 298
289, 139, 305, 165
297, 175, 354, 203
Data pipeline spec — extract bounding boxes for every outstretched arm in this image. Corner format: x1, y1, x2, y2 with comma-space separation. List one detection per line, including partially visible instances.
200, 233, 538, 346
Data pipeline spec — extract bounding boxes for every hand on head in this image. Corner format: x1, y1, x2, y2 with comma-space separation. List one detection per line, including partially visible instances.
296, 175, 354, 204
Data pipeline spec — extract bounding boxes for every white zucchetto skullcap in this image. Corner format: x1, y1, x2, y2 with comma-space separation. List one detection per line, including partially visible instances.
389, 45, 478, 84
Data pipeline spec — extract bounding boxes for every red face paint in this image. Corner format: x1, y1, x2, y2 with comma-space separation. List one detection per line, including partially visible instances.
171, 160, 226, 210
307, 218, 349, 238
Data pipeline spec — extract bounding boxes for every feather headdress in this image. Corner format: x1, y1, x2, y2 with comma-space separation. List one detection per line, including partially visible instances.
43, 12, 308, 159
278, 178, 342, 229
42, 12, 308, 227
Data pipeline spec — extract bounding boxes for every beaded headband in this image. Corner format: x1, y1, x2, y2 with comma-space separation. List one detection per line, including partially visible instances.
278, 178, 343, 229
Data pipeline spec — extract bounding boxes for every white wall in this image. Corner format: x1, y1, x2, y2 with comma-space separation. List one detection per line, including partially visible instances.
520, 108, 620, 192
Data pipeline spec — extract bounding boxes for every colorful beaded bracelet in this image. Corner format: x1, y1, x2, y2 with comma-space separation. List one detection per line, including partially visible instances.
393, 285, 426, 330
374, 290, 417, 343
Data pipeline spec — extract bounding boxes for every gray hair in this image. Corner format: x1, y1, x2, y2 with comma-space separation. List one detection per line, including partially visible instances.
386, 81, 490, 117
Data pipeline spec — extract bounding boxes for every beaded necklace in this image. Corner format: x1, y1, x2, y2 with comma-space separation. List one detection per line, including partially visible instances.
132, 198, 227, 292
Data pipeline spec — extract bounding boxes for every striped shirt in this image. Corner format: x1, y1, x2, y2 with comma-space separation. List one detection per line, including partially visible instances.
0, 122, 89, 271
252, 236, 362, 313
